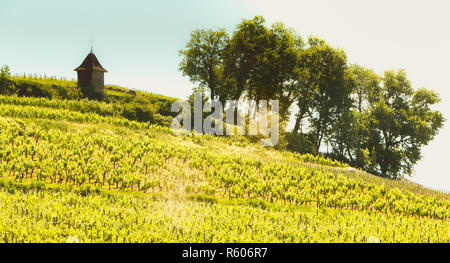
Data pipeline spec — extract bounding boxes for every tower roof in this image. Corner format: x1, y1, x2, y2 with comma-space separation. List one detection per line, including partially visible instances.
74, 52, 108, 72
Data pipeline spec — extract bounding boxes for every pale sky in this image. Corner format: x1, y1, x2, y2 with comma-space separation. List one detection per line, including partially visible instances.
0, 0, 448, 190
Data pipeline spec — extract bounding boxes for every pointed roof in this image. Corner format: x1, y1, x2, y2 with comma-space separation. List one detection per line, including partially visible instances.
74, 52, 108, 72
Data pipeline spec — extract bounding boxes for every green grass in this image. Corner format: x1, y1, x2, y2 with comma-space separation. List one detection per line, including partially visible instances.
11, 76, 78, 88
11, 75, 178, 104
104, 89, 131, 98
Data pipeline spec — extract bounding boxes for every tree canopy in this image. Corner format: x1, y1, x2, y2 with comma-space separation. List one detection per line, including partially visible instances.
179, 16, 445, 179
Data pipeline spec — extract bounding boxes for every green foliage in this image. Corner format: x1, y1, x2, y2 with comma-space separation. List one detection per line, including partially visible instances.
0, 98, 164, 132
179, 29, 229, 101
122, 100, 155, 123
8, 75, 82, 100
328, 69, 445, 178
80, 85, 104, 100
366, 70, 445, 178
187, 194, 218, 204
286, 132, 317, 155
222, 16, 302, 118
0, 69, 177, 128
0, 188, 449, 243
0, 114, 448, 221
292, 37, 351, 149
0, 94, 449, 243
0, 66, 13, 95
182, 16, 445, 179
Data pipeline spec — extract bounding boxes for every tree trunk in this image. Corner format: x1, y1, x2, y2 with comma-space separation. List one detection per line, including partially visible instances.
210, 86, 215, 101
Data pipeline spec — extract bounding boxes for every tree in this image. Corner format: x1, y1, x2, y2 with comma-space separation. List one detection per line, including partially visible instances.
327, 65, 380, 167
179, 29, 229, 102
291, 37, 350, 150
346, 64, 381, 114
365, 70, 445, 178
0, 65, 13, 95
178, 17, 445, 180
328, 107, 375, 169
328, 68, 445, 178
222, 16, 267, 102
223, 16, 302, 119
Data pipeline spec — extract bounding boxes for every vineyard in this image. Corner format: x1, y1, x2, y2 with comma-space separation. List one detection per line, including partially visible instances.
1, 187, 449, 243
0, 95, 449, 243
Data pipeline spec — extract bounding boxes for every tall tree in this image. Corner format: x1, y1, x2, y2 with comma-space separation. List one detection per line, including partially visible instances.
328, 65, 380, 167
347, 64, 381, 113
223, 16, 302, 119
222, 16, 267, 102
179, 29, 229, 101
291, 37, 350, 149
366, 70, 445, 178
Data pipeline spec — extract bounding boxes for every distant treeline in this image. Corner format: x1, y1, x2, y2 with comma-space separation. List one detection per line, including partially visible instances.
179, 16, 445, 178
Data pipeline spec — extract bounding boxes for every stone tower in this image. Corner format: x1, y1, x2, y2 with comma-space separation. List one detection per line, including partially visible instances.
74, 50, 107, 94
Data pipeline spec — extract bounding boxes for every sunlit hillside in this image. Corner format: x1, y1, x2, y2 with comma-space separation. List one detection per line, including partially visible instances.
0, 93, 449, 243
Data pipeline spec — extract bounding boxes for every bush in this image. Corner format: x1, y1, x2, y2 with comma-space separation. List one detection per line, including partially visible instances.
80, 85, 104, 100
0, 65, 13, 95
122, 101, 155, 123
286, 132, 317, 154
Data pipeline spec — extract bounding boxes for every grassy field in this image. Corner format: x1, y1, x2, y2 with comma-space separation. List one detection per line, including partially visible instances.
0, 94, 449, 243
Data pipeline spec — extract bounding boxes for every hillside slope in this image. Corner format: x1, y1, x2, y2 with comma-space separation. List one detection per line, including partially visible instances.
11, 75, 178, 104
8, 76, 177, 125
0, 95, 449, 243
